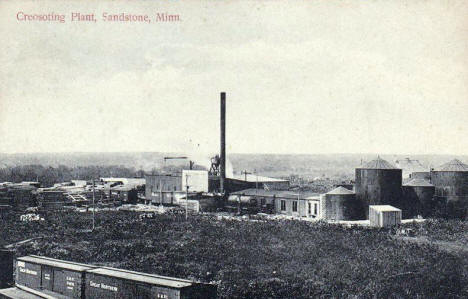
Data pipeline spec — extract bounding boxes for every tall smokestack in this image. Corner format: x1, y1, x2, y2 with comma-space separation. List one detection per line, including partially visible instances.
220, 92, 226, 193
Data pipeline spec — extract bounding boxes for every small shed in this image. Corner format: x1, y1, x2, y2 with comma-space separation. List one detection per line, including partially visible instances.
369, 205, 401, 228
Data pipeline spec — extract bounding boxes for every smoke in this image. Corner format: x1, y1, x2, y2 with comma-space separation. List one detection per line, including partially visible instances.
226, 159, 234, 178
182, 139, 214, 171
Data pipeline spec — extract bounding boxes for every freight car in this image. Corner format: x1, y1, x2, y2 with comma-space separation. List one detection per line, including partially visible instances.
16, 255, 96, 298
85, 267, 216, 299
5, 255, 216, 299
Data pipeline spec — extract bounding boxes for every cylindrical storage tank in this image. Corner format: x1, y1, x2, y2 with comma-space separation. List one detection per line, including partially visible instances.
430, 159, 468, 219
355, 157, 402, 218
324, 187, 361, 220
402, 179, 435, 218
0, 249, 14, 289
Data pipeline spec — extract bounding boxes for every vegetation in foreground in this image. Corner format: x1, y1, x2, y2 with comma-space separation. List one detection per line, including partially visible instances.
1, 211, 467, 298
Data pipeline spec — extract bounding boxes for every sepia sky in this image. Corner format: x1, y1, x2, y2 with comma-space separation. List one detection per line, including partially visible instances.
0, 0, 467, 156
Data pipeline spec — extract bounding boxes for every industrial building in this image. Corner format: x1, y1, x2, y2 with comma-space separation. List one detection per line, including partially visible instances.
228, 189, 321, 218
145, 173, 184, 205
322, 186, 361, 221
111, 185, 138, 204
208, 174, 289, 194
228, 174, 289, 192
355, 157, 402, 218
0, 255, 216, 299
430, 159, 468, 218
143, 92, 290, 213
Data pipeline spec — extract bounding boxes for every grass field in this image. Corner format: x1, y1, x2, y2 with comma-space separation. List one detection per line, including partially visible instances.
1, 210, 467, 298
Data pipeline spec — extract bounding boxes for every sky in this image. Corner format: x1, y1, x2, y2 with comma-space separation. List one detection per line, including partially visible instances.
0, 0, 467, 156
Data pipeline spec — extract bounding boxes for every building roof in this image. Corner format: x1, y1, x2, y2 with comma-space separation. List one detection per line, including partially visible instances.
100, 178, 146, 185
18, 255, 94, 272
228, 174, 288, 183
87, 267, 194, 288
434, 159, 468, 172
230, 188, 318, 199
395, 158, 428, 173
359, 157, 398, 170
111, 185, 136, 192
403, 178, 434, 187
326, 186, 355, 195
8, 185, 37, 191
369, 205, 401, 212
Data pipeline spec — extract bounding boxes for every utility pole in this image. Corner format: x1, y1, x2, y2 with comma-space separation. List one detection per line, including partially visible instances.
185, 175, 189, 220
255, 169, 258, 191
159, 179, 163, 207
241, 170, 252, 181
92, 179, 95, 231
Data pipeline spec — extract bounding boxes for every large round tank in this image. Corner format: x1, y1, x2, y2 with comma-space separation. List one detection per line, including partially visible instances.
402, 178, 435, 218
355, 157, 402, 218
430, 159, 468, 219
324, 186, 360, 220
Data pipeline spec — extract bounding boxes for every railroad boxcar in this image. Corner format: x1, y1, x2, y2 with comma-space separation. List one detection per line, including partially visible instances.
16, 255, 96, 298
85, 267, 216, 299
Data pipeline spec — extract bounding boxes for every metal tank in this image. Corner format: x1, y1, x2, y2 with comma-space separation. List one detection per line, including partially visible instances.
323, 187, 361, 220
402, 178, 435, 218
430, 159, 468, 219
355, 157, 402, 218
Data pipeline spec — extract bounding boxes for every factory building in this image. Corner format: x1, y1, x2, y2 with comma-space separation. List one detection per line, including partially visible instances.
430, 159, 468, 219
322, 186, 362, 221
355, 157, 402, 218
402, 178, 435, 218
145, 174, 183, 205
274, 193, 320, 218
228, 189, 321, 218
111, 185, 138, 204
182, 170, 209, 193
227, 174, 289, 193
208, 174, 289, 194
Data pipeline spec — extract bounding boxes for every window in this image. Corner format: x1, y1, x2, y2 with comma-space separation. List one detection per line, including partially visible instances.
314, 203, 318, 215
280, 200, 286, 211
261, 198, 266, 206
292, 201, 298, 212
308, 202, 311, 214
